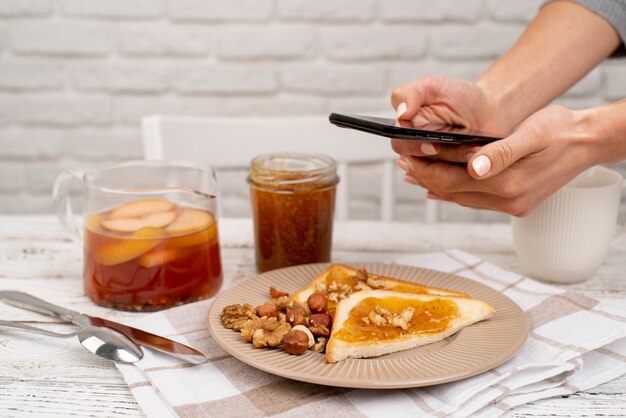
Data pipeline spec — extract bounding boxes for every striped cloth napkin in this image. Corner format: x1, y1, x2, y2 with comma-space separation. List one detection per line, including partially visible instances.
116, 249, 626, 417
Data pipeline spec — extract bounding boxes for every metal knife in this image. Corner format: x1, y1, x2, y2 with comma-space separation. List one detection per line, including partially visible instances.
0, 290, 207, 365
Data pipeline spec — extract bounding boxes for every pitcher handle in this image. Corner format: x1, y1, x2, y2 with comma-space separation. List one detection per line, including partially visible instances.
52, 169, 85, 244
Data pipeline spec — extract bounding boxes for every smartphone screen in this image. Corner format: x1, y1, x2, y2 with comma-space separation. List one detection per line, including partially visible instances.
329, 113, 503, 145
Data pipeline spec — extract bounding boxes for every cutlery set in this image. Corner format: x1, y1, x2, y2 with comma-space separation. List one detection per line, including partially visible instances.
0, 290, 207, 364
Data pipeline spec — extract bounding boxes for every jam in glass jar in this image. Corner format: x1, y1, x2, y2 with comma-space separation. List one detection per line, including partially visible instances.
248, 153, 339, 272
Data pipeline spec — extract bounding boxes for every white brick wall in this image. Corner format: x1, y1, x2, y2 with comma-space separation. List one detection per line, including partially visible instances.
0, 62, 64, 90
170, 0, 273, 22
174, 64, 277, 94
379, 0, 484, 22
10, 23, 110, 56
0, 0, 624, 222
276, 0, 375, 22
218, 27, 316, 60
62, 0, 163, 19
0, 0, 51, 17
18, 96, 114, 126
118, 27, 210, 57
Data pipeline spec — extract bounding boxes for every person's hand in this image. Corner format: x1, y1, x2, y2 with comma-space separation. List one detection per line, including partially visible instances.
398, 105, 603, 216
390, 76, 512, 162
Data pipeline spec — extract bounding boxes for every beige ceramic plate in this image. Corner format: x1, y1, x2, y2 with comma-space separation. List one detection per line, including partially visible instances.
207, 263, 529, 389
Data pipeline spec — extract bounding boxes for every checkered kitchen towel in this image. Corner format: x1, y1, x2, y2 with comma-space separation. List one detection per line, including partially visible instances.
116, 250, 626, 417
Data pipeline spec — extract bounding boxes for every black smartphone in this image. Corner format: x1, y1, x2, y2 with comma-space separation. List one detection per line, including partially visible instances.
328, 113, 503, 145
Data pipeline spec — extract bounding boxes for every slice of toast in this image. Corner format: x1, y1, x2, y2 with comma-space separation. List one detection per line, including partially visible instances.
325, 289, 495, 363
292, 264, 468, 312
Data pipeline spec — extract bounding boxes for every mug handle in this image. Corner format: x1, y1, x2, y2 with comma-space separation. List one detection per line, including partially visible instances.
612, 226, 626, 246
52, 169, 85, 244
611, 182, 626, 246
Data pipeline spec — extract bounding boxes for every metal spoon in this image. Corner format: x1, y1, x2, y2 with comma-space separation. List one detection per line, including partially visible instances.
0, 319, 143, 363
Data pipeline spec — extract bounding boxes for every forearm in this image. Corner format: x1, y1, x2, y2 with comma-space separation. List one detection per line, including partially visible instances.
476, 1, 620, 131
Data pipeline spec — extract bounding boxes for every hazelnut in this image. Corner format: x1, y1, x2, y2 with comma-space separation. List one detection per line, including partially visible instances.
256, 303, 277, 318
292, 325, 315, 347
286, 309, 308, 326
283, 330, 309, 355
307, 292, 328, 314
269, 286, 289, 298
309, 312, 332, 329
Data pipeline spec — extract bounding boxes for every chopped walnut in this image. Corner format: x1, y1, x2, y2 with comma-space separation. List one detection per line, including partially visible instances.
368, 310, 387, 326
312, 337, 327, 353
366, 277, 385, 289
277, 311, 287, 323
220, 303, 258, 331
326, 281, 354, 304
315, 282, 327, 292
393, 307, 415, 330
401, 307, 415, 322
273, 296, 291, 311
366, 306, 415, 331
308, 324, 331, 338
353, 268, 368, 282
273, 296, 309, 315
292, 299, 310, 315
354, 281, 372, 291
241, 317, 292, 348
327, 292, 339, 303
375, 306, 391, 317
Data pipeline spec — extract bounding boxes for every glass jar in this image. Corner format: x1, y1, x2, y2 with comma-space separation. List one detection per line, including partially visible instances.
248, 153, 339, 272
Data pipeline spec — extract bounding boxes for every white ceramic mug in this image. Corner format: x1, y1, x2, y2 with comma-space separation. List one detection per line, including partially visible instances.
512, 166, 626, 283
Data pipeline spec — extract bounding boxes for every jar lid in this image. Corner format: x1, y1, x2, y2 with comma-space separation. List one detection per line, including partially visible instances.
248, 153, 339, 190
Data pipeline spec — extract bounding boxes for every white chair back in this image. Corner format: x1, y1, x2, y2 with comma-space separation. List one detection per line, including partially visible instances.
141, 115, 428, 221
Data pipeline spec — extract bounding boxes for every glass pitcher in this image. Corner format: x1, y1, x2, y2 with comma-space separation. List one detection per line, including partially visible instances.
53, 160, 223, 312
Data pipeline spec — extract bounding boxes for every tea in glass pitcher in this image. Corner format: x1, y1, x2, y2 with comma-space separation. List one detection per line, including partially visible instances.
84, 200, 222, 311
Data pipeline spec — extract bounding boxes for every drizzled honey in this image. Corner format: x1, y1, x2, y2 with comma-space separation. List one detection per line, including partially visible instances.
333, 297, 460, 343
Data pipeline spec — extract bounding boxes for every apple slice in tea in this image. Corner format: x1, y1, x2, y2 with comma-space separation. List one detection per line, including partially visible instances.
138, 248, 179, 269
101, 212, 176, 233
95, 226, 166, 266
109, 199, 176, 219
168, 209, 218, 248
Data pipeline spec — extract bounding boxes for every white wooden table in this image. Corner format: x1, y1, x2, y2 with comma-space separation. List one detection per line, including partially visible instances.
1, 215, 625, 417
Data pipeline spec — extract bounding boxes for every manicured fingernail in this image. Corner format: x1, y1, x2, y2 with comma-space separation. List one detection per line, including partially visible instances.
472, 155, 491, 177
396, 158, 409, 171
396, 102, 407, 118
465, 151, 474, 161
404, 174, 420, 185
421, 143, 437, 155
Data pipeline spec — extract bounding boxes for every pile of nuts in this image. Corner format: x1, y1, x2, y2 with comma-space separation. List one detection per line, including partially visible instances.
220, 287, 332, 355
